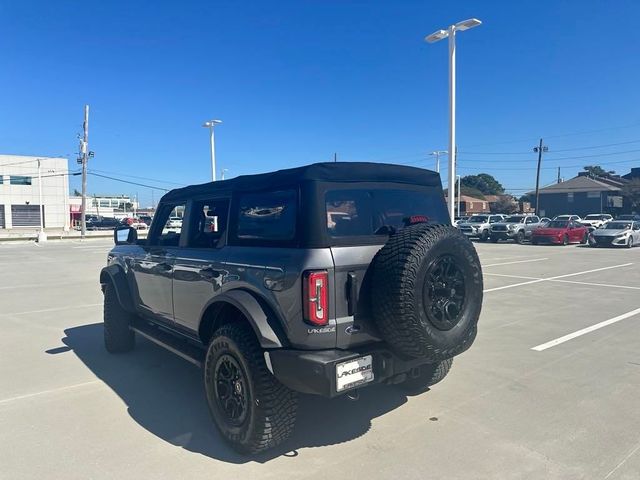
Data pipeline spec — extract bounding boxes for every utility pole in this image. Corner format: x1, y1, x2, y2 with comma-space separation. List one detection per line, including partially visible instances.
557, 167, 561, 184
533, 138, 548, 215
334, 152, 337, 163
79, 105, 90, 238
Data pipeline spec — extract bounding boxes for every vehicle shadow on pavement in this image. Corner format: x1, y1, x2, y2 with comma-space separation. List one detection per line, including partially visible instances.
55, 323, 408, 464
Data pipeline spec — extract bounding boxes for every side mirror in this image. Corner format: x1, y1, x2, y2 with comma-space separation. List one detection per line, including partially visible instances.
114, 226, 137, 245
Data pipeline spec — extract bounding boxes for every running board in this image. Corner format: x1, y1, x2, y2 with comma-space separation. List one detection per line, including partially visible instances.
130, 323, 205, 368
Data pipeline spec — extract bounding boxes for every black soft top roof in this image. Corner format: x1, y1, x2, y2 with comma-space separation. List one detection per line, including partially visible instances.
161, 162, 440, 203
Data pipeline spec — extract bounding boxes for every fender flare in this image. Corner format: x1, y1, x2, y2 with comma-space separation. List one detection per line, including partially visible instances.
203, 290, 284, 349
99, 264, 135, 313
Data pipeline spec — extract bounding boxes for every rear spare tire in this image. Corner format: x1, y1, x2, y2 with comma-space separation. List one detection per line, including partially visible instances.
371, 224, 483, 361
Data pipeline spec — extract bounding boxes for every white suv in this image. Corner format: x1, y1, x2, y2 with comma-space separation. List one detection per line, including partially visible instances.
581, 214, 612, 229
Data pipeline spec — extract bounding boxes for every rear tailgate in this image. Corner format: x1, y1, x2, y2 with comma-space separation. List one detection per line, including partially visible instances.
330, 245, 385, 349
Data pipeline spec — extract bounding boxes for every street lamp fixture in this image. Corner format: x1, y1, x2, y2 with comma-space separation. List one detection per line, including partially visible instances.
202, 119, 223, 181
425, 18, 482, 221
429, 150, 448, 173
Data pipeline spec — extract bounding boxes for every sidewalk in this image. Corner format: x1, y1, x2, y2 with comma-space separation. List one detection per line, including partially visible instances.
0, 228, 148, 242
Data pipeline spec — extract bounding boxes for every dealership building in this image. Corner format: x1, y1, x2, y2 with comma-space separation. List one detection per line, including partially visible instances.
0, 154, 70, 229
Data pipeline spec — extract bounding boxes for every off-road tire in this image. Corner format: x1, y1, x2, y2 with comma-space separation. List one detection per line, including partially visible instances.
400, 358, 454, 393
204, 323, 298, 454
103, 282, 135, 353
480, 230, 489, 242
516, 230, 525, 244
371, 224, 483, 361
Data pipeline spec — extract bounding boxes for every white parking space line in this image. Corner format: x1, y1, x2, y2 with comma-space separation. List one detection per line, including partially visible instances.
0, 303, 102, 317
484, 263, 634, 293
484, 273, 540, 280
0, 380, 101, 406
552, 279, 640, 291
484, 272, 640, 291
532, 307, 640, 352
482, 258, 548, 267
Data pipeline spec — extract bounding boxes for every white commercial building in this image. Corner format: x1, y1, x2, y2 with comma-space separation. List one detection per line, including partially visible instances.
0, 155, 70, 229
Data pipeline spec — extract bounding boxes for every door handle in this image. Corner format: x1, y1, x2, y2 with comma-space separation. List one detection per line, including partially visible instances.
200, 266, 221, 280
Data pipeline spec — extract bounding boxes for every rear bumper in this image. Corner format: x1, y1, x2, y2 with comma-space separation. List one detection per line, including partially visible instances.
490, 231, 516, 240
267, 346, 431, 398
532, 235, 562, 244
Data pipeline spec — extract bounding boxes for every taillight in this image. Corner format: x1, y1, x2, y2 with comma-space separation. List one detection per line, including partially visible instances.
303, 270, 328, 326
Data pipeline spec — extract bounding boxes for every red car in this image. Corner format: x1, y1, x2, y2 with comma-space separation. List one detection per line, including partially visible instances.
531, 219, 589, 245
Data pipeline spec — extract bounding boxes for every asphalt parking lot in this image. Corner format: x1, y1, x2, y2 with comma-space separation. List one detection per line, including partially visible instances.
1, 239, 640, 479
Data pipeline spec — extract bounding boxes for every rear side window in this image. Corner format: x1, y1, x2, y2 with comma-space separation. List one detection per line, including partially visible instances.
236, 190, 297, 241
326, 188, 448, 237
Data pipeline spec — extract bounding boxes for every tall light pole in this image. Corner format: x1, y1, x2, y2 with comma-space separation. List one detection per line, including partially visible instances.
203, 119, 222, 181
426, 18, 482, 221
429, 150, 447, 173
456, 174, 461, 218
36, 159, 47, 242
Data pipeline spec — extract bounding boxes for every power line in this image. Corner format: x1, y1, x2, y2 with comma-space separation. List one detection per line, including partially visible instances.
89, 168, 184, 186
87, 172, 172, 191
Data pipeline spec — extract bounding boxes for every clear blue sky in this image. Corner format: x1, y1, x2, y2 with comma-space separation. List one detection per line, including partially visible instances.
2, 0, 640, 206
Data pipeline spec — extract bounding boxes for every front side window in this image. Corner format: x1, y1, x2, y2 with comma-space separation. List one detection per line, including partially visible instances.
325, 188, 449, 237
236, 190, 297, 242
10, 176, 31, 185
148, 204, 186, 247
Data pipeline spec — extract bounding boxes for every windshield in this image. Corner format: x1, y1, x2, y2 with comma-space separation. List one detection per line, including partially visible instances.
504, 216, 524, 223
546, 220, 569, 228
325, 187, 449, 237
605, 222, 631, 230
585, 214, 604, 220
468, 216, 488, 223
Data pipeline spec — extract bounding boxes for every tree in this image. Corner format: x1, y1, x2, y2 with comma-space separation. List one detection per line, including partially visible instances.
444, 186, 485, 200
584, 165, 615, 177
622, 178, 640, 211
491, 196, 518, 214
73, 188, 82, 196
461, 173, 504, 195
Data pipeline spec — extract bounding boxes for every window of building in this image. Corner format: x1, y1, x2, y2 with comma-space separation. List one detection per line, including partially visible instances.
567, 192, 574, 202
587, 191, 600, 199
10, 176, 32, 185
236, 190, 297, 242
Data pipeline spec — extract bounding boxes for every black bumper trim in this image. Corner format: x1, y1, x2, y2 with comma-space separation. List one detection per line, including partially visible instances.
268, 346, 430, 398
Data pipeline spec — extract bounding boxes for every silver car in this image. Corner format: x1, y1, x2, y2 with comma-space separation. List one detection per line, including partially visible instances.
589, 221, 640, 248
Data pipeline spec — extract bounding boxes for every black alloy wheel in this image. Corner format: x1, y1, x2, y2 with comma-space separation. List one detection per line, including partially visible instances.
214, 354, 249, 427
424, 255, 466, 331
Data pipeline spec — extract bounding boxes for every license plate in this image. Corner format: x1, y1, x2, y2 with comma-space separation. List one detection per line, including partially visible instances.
336, 355, 374, 392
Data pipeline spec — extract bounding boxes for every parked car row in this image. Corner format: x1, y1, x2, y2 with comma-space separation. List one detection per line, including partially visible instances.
456, 213, 640, 248
81, 215, 152, 231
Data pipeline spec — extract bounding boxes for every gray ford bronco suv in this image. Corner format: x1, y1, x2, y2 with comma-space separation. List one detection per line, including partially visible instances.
101, 162, 483, 453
